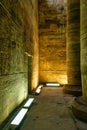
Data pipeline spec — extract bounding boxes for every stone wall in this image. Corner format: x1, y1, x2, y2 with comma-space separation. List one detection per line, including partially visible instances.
39, 0, 67, 84
0, 0, 38, 125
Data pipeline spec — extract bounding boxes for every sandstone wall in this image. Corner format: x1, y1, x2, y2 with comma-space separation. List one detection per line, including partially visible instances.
0, 0, 38, 125
39, 0, 67, 84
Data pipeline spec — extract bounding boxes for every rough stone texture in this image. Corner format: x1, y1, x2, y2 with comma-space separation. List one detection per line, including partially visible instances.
30, 0, 39, 90
80, 0, 87, 102
72, 96, 87, 123
67, 0, 81, 85
39, 0, 67, 84
71, 0, 87, 123
0, 0, 38, 125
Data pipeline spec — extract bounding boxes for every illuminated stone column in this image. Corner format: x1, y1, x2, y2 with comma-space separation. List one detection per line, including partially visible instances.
72, 0, 87, 122
63, 0, 82, 96
31, 0, 39, 90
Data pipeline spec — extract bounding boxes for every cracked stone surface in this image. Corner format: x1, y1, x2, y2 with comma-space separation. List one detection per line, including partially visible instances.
20, 87, 87, 130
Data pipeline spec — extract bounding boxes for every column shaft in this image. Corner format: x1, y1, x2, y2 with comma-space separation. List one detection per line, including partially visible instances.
72, 0, 87, 123
81, 0, 87, 101
63, 0, 81, 96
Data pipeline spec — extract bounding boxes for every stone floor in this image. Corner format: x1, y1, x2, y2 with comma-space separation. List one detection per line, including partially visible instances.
20, 87, 87, 130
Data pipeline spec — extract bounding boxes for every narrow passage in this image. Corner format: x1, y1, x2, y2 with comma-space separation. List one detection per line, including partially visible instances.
21, 87, 87, 130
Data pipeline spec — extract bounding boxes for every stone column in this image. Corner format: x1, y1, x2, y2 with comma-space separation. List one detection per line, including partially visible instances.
63, 0, 82, 96
72, 0, 87, 123
80, 0, 87, 102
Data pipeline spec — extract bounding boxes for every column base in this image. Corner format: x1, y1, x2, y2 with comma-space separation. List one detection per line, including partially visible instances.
63, 84, 82, 96
72, 96, 87, 123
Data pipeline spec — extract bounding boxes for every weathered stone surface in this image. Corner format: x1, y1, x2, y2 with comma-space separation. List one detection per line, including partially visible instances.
30, 0, 39, 90
67, 0, 81, 85
72, 96, 87, 123
0, 0, 38, 125
71, 0, 87, 123
39, 0, 67, 84
80, 0, 87, 101
0, 74, 28, 123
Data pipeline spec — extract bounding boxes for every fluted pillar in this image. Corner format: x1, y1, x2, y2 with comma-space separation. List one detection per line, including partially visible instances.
63, 0, 82, 96
72, 0, 87, 123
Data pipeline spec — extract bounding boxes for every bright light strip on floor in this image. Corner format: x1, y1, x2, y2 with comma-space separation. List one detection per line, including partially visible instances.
35, 87, 41, 94
38, 85, 43, 89
11, 108, 28, 126
46, 83, 60, 87
24, 98, 34, 107
35, 85, 43, 94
